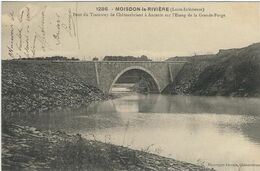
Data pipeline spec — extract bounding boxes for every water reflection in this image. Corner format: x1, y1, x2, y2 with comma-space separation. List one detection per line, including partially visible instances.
141, 95, 260, 115
17, 100, 122, 133
114, 94, 159, 113
88, 94, 260, 171
16, 94, 260, 171
241, 119, 260, 144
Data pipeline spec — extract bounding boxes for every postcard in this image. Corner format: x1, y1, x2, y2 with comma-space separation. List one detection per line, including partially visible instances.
2, 1, 260, 171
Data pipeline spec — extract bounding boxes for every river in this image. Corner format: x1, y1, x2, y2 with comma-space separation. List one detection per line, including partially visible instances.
29, 93, 260, 171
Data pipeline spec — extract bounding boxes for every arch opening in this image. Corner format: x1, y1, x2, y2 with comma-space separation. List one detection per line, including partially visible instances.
109, 67, 160, 94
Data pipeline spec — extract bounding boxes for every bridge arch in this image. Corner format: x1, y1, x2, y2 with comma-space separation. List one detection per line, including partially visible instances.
109, 66, 161, 93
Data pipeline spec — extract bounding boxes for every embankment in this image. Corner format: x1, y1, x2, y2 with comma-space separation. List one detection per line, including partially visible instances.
2, 61, 110, 122
163, 43, 260, 97
2, 124, 213, 171
2, 60, 214, 170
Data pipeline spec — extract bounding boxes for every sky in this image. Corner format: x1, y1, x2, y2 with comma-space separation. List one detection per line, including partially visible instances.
2, 1, 260, 60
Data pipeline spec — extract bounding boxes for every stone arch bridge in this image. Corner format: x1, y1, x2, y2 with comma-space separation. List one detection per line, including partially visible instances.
58, 61, 187, 93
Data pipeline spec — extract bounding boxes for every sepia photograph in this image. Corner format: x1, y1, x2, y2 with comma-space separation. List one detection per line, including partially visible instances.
1, 1, 260, 171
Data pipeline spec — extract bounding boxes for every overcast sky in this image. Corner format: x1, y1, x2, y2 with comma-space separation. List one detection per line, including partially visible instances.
2, 2, 260, 60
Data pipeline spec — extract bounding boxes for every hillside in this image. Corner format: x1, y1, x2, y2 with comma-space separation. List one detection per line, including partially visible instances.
163, 43, 260, 97
2, 61, 110, 122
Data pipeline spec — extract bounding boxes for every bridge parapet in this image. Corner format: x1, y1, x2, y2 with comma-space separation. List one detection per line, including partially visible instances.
77, 60, 188, 64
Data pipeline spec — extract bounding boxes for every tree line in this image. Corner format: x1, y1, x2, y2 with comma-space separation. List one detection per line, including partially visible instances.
12, 56, 80, 61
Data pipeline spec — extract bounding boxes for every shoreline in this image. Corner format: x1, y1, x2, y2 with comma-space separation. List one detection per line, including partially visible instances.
2, 60, 216, 170
2, 123, 214, 171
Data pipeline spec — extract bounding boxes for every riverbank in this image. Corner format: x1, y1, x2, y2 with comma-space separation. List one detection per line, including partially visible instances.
2, 60, 214, 170
2, 61, 111, 122
2, 123, 214, 171
164, 43, 260, 97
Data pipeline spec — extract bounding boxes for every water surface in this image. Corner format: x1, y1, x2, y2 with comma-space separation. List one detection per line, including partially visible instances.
29, 94, 260, 171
